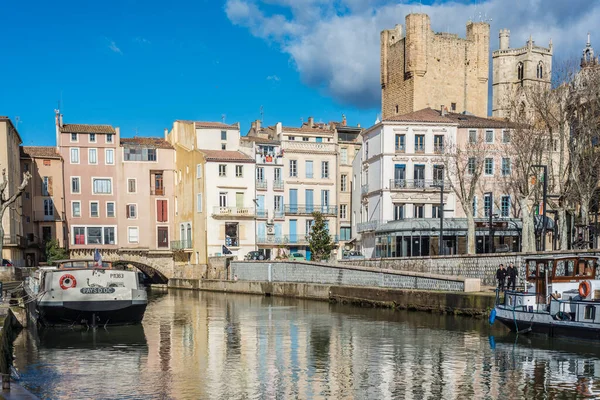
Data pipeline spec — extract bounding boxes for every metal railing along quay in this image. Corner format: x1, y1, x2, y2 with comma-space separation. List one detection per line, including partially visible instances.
257, 234, 339, 245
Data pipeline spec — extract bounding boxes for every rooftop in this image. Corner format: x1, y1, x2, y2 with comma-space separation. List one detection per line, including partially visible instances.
120, 137, 174, 149
20, 146, 61, 159
240, 135, 280, 145
383, 108, 456, 124
60, 124, 116, 134
445, 112, 514, 129
200, 150, 255, 163
188, 121, 239, 130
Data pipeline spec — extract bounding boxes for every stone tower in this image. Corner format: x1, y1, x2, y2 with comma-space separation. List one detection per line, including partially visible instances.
492, 29, 553, 118
581, 32, 599, 69
380, 14, 490, 119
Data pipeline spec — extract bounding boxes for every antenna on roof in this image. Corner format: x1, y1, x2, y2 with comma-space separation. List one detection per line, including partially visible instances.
260, 105, 264, 123
15, 117, 20, 131
134, 127, 138, 137
221, 114, 226, 123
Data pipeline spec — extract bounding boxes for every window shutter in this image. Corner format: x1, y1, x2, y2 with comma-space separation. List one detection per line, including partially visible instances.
47, 177, 53, 196
126, 205, 130, 218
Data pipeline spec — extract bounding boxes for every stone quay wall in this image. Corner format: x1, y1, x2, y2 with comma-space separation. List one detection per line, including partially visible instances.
229, 261, 480, 292
339, 250, 600, 286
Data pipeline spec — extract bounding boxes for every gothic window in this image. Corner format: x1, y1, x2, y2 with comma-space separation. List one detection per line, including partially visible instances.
537, 62, 543, 79
517, 62, 524, 81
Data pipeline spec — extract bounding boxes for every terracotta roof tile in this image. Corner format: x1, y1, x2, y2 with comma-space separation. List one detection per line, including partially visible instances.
201, 150, 255, 163
20, 146, 61, 159
240, 135, 280, 145
383, 108, 455, 124
444, 112, 516, 129
120, 137, 174, 149
282, 125, 334, 134
60, 124, 116, 134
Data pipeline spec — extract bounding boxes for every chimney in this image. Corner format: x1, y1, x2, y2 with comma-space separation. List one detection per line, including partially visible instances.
357, 123, 361, 128
164, 128, 168, 140
342, 114, 347, 126
308, 116, 314, 127
440, 105, 446, 116
256, 119, 261, 132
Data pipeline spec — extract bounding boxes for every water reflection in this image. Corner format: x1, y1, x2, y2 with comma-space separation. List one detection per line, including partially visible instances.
12, 290, 600, 399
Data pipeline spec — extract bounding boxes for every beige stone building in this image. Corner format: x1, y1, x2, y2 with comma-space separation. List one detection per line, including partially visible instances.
492, 30, 553, 118
20, 147, 66, 266
381, 13, 489, 120
0, 117, 25, 266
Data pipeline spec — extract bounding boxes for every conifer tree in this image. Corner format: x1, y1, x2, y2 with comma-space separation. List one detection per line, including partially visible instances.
308, 211, 333, 261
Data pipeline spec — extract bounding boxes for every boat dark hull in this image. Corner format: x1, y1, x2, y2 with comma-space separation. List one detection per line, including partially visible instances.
496, 316, 600, 341
38, 301, 147, 327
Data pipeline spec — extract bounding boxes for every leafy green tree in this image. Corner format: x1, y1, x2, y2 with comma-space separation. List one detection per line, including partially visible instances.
45, 239, 67, 264
308, 211, 333, 261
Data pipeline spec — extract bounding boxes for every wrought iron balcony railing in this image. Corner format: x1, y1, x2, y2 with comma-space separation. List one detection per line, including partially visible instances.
389, 179, 449, 190
171, 240, 192, 250
284, 205, 337, 216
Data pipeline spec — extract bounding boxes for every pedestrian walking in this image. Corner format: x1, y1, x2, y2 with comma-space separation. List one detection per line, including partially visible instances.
506, 263, 517, 291
496, 264, 506, 291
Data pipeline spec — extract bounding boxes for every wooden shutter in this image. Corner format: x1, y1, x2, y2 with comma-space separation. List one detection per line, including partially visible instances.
47, 177, 53, 196
157, 200, 167, 222
126, 205, 130, 218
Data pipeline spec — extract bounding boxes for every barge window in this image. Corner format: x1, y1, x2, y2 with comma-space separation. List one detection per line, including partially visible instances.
585, 306, 596, 320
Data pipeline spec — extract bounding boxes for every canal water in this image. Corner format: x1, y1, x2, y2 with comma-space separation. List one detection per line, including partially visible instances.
11, 290, 600, 399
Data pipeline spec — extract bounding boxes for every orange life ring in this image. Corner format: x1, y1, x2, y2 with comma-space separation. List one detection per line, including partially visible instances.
59, 274, 77, 290
579, 281, 591, 298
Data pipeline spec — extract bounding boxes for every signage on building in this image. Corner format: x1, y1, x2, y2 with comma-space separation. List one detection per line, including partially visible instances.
475, 221, 509, 229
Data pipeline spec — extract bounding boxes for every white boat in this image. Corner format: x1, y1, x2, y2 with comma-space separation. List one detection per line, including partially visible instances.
25, 259, 147, 327
492, 255, 600, 340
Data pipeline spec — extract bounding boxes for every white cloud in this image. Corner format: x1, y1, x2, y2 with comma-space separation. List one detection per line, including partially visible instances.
225, 0, 600, 109
267, 75, 281, 81
134, 37, 151, 45
107, 39, 123, 55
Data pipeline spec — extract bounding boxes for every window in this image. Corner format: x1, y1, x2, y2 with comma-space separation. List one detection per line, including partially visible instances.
451, 102, 457, 112
434, 135, 444, 153
502, 130, 510, 143
106, 134, 113, 143
196, 164, 202, 179
153, 173, 164, 195
219, 192, 227, 207
517, 62, 524, 80
89, 133, 96, 143
274, 196, 283, 212
302, 137, 309, 142
340, 148, 348, 164
472, 196, 477, 217
414, 204, 424, 218
468, 158, 476, 175
74, 227, 85, 244
128, 227, 139, 243
484, 195, 492, 217
433, 165, 444, 184
158, 227, 169, 248
469, 130, 477, 144
274, 168, 282, 182
197, 194, 202, 213
537, 62, 544, 79
43, 159, 50, 166
340, 227, 351, 241
501, 196, 510, 217
340, 204, 347, 219
87, 227, 102, 245
225, 222, 239, 247
305, 160, 313, 178
395, 134, 406, 152
235, 165, 243, 177
484, 158, 494, 175
93, 178, 112, 194
394, 204, 405, 220
432, 204, 441, 219
395, 105, 399, 114
321, 190, 330, 207
321, 161, 329, 178
124, 148, 157, 161
70, 148, 79, 164
89, 148, 97, 164
215, 164, 225, 177
256, 167, 264, 181
90, 202, 99, 217
156, 199, 168, 222
289, 136, 295, 141
365, 142, 369, 158
43, 199, 54, 216
221, 130, 227, 141
126, 204, 137, 219
415, 135, 425, 152
104, 227, 115, 245
72, 201, 81, 217
42, 226, 52, 242
221, 143, 226, 150
502, 158, 511, 176
289, 160, 297, 177
585, 305, 596, 320
42, 176, 50, 196
341, 174, 348, 192
485, 130, 494, 144
105, 149, 114, 165
128, 179, 136, 193
70, 133, 78, 142
107, 202, 115, 218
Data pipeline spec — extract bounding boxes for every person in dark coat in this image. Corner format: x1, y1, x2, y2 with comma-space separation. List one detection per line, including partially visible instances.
496, 264, 506, 291
506, 263, 517, 291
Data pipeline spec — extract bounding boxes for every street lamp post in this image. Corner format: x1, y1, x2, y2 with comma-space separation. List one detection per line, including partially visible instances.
484, 191, 494, 253
432, 168, 445, 255
531, 165, 548, 251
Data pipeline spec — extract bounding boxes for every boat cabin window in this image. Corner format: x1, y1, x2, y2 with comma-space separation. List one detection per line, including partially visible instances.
64, 261, 87, 269
554, 260, 574, 278
585, 305, 596, 320
59, 261, 111, 269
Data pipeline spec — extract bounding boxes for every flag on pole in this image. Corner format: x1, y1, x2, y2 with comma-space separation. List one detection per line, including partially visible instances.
94, 248, 102, 267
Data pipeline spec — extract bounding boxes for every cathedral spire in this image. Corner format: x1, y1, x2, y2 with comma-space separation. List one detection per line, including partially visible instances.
581, 32, 598, 68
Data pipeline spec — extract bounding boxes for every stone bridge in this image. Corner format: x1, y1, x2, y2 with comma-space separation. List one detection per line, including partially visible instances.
69, 248, 174, 284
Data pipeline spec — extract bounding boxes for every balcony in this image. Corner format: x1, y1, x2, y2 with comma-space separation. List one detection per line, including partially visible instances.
3, 235, 26, 248
414, 145, 425, 154
281, 141, 337, 153
257, 234, 339, 245
357, 220, 386, 233
395, 144, 406, 153
274, 209, 285, 219
171, 240, 192, 250
212, 207, 255, 218
284, 205, 337, 216
434, 145, 445, 154
256, 180, 267, 190
33, 211, 65, 222
255, 154, 283, 165
256, 209, 268, 218
389, 179, 449, 191
273, 180, 284, 191
150, 187, 165, 196
361, 184, 369, 195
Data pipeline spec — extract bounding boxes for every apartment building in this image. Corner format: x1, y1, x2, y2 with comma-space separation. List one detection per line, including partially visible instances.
20, 147, 66, 266
0, 117, 25, 266
118, 137, 175, 253
56, 111, 120, 250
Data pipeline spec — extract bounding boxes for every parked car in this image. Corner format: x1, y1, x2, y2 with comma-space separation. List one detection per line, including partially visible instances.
288, 252, 305, 261
245, 251, 266, 261
1, 259, 13, 267
342, 250, 365, 260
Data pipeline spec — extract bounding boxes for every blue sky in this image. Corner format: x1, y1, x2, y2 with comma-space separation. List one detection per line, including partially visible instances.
1, 0, 596, 146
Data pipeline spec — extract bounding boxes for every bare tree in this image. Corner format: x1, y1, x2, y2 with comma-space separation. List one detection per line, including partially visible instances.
443, 135, 488, 254
0, 169, 32, 258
